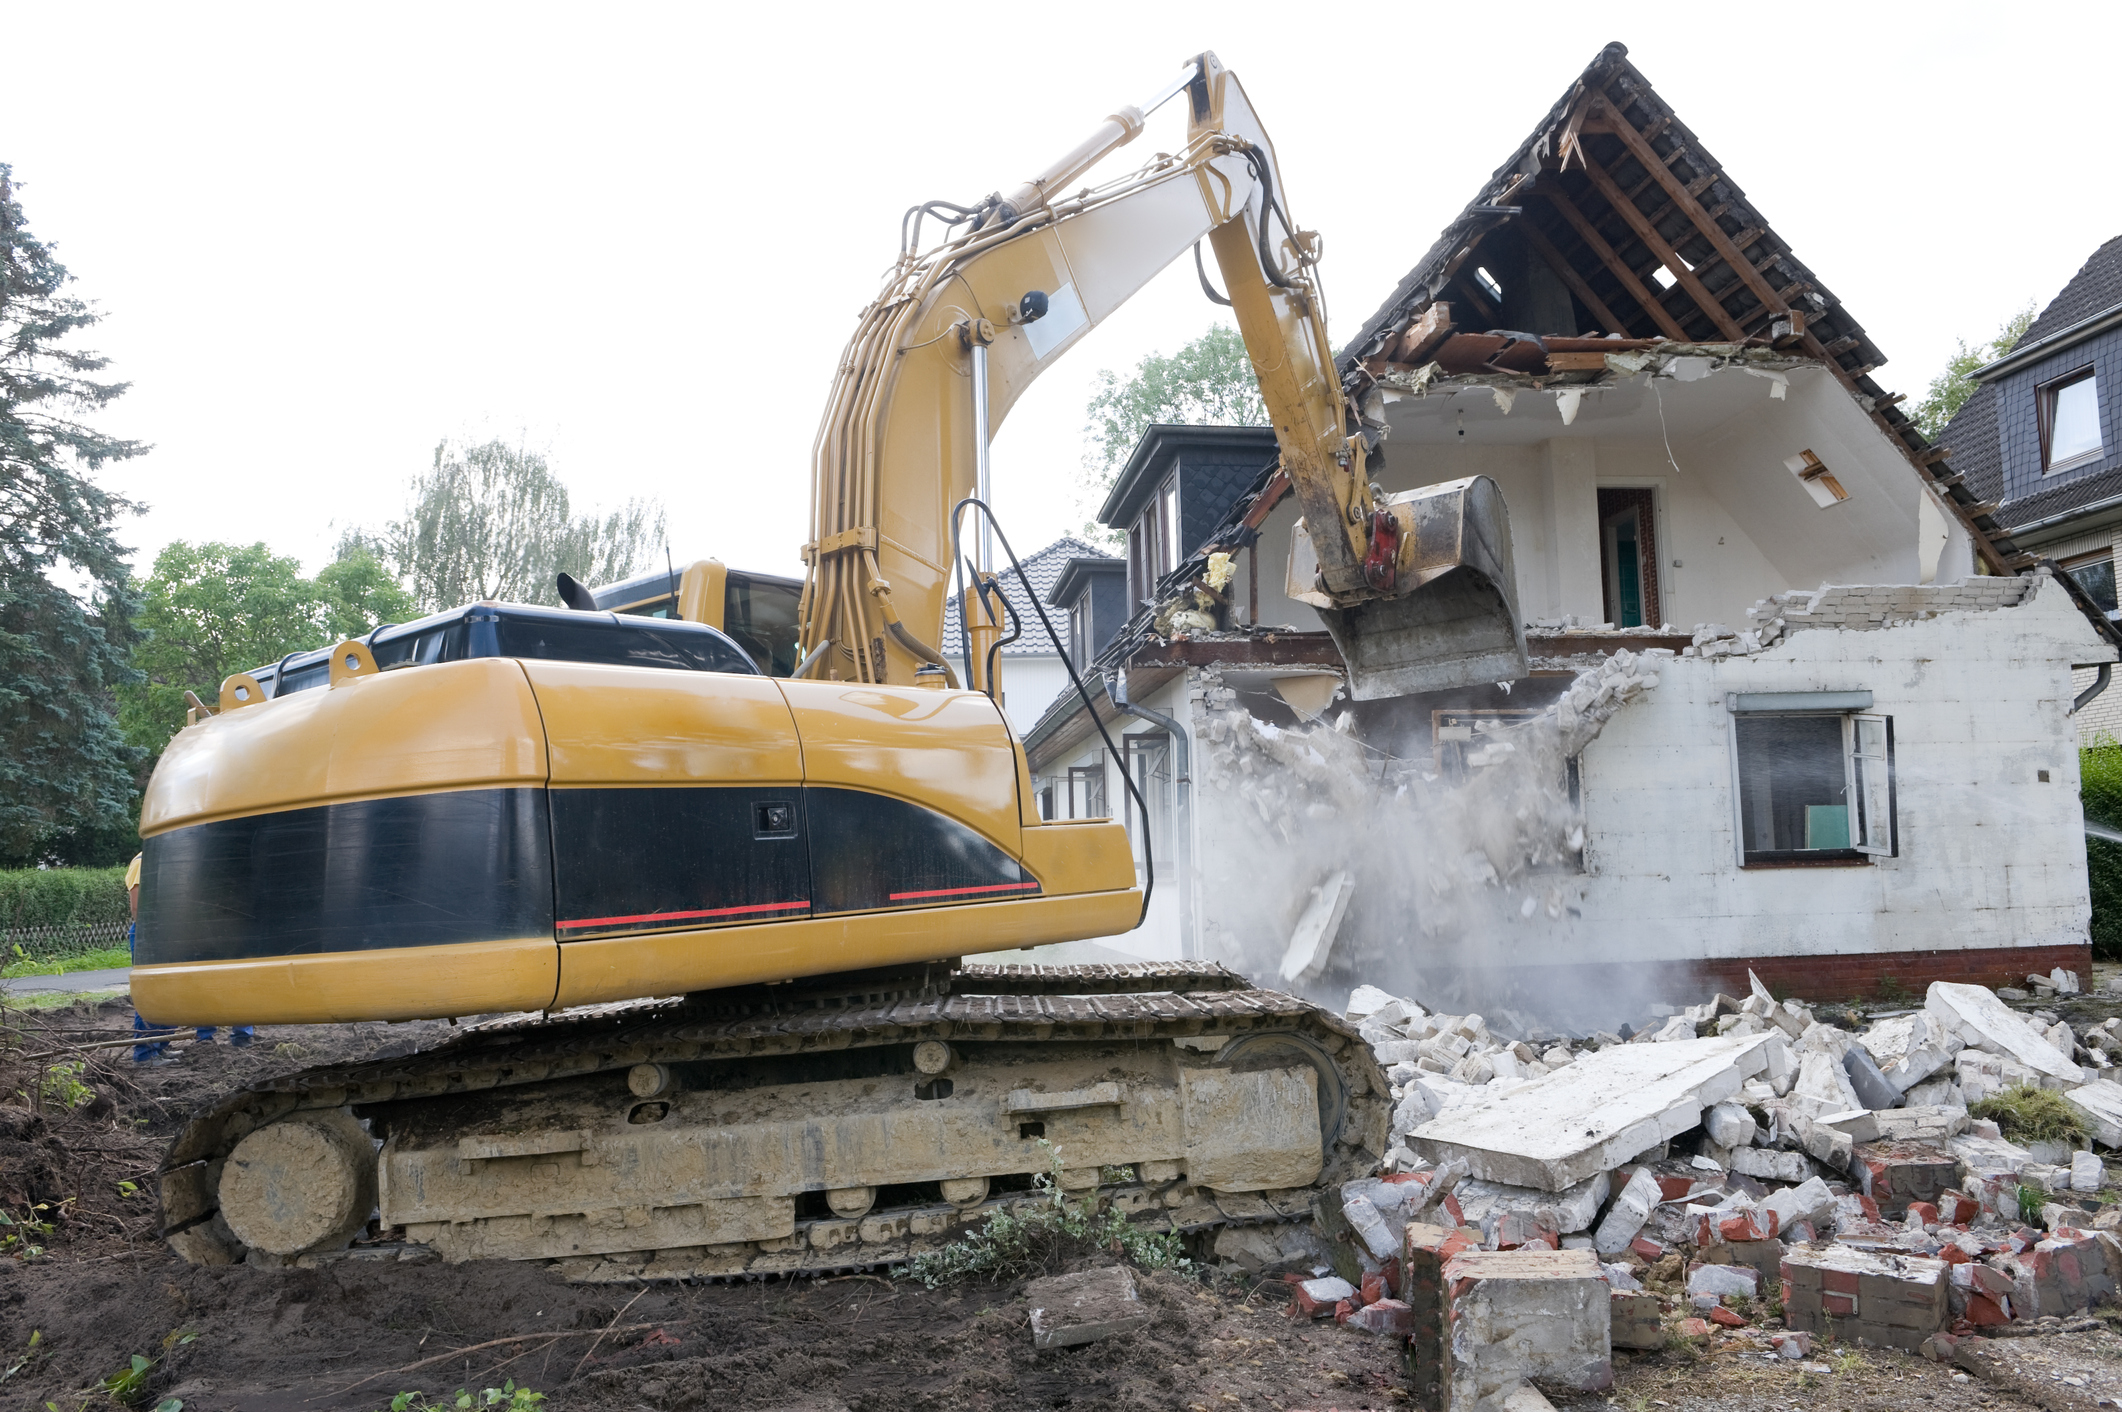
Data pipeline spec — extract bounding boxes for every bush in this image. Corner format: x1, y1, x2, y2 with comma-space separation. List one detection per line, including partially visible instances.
0, 867, 131, 930
2083, 738, 2122, 960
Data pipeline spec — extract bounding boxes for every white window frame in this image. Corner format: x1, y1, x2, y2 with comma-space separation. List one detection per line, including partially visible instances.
1726, 697, 1895, 866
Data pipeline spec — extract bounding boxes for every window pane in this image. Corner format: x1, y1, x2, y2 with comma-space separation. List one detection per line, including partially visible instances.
2052, 376, 2103, 466
1735, 715, 1850, 854
1162, 480, 1180, 573
2069, 556, 2119, 613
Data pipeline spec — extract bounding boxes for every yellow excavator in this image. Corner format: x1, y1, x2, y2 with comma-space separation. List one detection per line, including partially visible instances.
135, 54, 1523, 1279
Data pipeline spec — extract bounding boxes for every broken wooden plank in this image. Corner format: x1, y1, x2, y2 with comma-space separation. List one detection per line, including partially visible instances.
1390, 301, 1455, 365
1546, 352, 1611, 371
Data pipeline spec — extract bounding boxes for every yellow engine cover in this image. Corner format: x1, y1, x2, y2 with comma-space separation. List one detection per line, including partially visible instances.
131, 662, 1138, 1026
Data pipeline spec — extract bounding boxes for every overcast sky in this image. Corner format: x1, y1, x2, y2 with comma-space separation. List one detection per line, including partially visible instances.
6, 3, 2118, 589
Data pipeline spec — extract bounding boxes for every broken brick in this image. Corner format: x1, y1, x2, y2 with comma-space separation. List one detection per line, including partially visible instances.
1345, 1297, 1415, 1337
1707, 1305, 1749, 1328
1781, 1245, 1949, 1352
1854, 1140, 1960, 1217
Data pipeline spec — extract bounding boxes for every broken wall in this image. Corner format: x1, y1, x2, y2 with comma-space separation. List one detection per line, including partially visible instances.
1179, 572, 2107, 1028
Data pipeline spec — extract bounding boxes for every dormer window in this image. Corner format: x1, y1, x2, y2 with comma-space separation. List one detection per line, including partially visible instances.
2040, 367, 2103, 473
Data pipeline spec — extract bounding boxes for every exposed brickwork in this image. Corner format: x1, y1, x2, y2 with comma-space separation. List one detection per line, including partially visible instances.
1746, 577, 2034, 640
1689, 943, 2092, 1002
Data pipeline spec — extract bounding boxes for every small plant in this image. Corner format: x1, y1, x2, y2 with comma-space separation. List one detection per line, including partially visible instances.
0, 1205, 56, 1260
2018, 1183, 2048, 1226
29, 1060, 94, 1111
383, 1383, 546, 1411
1874, 974, 1912, 1006
116, 1181, 140, 1200
1831, 1347, 1863, 1375
1971, 1084, 2091, 1145
3, 1329, 42, 1385
904, 1140, 1190, 1288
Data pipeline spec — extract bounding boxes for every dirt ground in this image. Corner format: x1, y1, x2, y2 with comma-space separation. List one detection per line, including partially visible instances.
2, 996, 2114, 1412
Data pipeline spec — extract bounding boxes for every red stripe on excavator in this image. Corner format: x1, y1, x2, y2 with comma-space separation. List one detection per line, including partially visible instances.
886, 881, 1041, 901
557, 900, 810, 930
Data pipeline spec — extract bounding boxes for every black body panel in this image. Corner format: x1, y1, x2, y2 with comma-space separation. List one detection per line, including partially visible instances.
136, 788, 554, 963
550, 787, 810, 937
806, 786, 1036, 913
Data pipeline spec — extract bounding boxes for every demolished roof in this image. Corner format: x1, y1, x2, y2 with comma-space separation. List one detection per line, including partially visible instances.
1334, 41, 2022, 574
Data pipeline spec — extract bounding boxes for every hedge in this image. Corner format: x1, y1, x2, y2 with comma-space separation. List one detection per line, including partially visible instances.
2084, 739, 2122, 960
0, 866, 132, 931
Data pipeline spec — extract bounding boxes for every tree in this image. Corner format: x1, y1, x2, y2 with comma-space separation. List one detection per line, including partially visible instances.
0, 164, 146, 867
1078, 325, 1267, 540
117, 540, 416, 755
372, 438, 666, 612
1912, 304, 2037, 439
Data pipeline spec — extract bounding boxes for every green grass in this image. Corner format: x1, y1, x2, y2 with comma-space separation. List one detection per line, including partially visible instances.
1969, 1083, 2091, 1145
1, 946, 129, 979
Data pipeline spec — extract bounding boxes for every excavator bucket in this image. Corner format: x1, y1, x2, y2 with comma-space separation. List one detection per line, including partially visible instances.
1317, 476, 1529, 701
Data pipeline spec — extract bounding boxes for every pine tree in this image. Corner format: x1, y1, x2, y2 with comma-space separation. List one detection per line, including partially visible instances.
0, 164, 147, 866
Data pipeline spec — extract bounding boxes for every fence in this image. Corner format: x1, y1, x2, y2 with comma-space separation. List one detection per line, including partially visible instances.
3, 921, 129, 965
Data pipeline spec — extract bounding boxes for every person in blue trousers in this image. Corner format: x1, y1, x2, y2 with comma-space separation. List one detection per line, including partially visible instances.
128, 854, 252, 1062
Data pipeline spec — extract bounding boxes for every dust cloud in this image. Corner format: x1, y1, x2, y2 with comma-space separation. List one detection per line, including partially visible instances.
1193, 650, 1668, 1036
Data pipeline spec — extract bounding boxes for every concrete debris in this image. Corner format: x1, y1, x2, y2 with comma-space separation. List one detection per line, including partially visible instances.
1025, 1266, 1151, 1349
1925, 982, 2084, 1086
1280, 869, 1356, 983
1441, 1249, 1612, 1412
1408, 1035, 1775, 1190
1297, 973, 2119, 1394
1781, 1245, 1950, 1351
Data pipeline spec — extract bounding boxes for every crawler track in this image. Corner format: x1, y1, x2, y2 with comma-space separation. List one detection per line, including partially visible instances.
160, 963, 1387, 1281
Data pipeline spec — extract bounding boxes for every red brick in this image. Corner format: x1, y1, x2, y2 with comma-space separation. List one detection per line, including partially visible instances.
1963, 1292, 2009, 1326
1631, 1236, 1666, 1261
1675, 1317, 1712, 1342
1708, 1306, 1749, 1328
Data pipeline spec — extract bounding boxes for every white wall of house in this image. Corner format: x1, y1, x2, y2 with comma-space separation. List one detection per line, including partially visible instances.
1556, 577, 2105, 966
1237, 364, 1977, 636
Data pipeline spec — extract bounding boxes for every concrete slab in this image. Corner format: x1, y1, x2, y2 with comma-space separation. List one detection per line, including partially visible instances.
1026, 1266, 1150, 1348
1407, 1035, 1775, 1192
1924, 982, 2083, 1085
2065, 1078, 2122, 1148
0, 966, 128, 995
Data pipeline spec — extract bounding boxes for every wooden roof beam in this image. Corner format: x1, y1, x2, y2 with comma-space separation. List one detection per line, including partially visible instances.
1519, 218, 1631, 336
1573, 149, 1745, 340
1535, 184, 1690, 340
1587, 98, 1790, 328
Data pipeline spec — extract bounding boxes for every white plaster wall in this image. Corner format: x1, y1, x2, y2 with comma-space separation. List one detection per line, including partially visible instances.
1531, 574, 2111, 968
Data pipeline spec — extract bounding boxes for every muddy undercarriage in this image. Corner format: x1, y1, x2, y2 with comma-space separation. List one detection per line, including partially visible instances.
161, 963, 1388, 1281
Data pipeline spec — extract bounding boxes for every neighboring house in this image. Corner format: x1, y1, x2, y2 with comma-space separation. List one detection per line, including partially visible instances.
1941, 234, 2122, 741
941, 535, 1116, 734
1021, 42, 2118, 1014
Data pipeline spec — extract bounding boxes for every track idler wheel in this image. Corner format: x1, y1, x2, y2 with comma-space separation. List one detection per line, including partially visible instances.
216, 1109, 377, 1258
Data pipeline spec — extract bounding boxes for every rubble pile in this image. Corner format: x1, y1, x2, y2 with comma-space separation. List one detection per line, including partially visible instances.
1282, 972, 2122, 1410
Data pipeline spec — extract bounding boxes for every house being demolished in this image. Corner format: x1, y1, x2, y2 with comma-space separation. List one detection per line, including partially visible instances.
1021, 43, 2120, 1022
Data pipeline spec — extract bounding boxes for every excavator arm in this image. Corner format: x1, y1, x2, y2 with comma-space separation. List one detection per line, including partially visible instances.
801, 53, 1527, 700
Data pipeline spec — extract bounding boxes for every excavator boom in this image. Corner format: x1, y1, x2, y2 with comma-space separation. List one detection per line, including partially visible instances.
801, 53, 1526, 699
